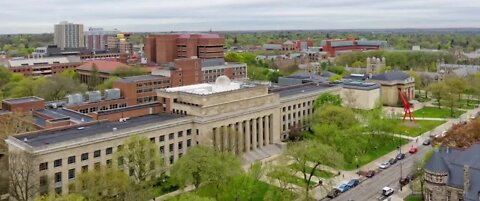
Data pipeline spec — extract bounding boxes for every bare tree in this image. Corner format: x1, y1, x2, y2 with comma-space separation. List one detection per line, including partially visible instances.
343, 89, 357, 108
8, 151, 39, 201
0, 113, 36, 151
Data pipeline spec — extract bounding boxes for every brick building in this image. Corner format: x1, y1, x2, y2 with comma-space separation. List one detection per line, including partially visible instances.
75, 60, 151, 85
320, 38, 387, 57
144, 33, 224, 64
4, 56, 84, 77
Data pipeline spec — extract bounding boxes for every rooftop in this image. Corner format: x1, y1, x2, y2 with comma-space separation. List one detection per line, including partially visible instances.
7, 56, 81, 67
76, 60, 129, 73
115, 75, 166, 83
370, 71, 410, 81
270, 83, 335, 98
3, 97, 44, 104
342, 81, 380, 90
164, 76, 242, 95
15, 113, 184, 147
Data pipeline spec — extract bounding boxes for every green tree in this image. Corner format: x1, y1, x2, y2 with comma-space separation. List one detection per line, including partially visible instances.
59, 69, 79, 80
328, 74, 342, 82
285, 141, 344, 199
97, 76, 119, 91
111, 66, 148, 77
314, 93, 342, 108
38, 75, 87, 101
88, 63, 101, 89
115, 135, 164, 184
72, 167, 131, 201
172, 193, 215, 201
35, 193, 85, 201
224, 52, 241, 62
351, 61, 365, 68
312, 105, 357, 129
427, 82, 448, 109
170, 145, 242, 199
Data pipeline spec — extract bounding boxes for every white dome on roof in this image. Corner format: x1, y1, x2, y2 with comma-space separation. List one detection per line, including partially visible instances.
215, 75, 231, 86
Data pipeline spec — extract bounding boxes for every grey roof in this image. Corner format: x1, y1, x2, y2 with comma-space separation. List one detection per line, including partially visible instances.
270, 83, 334, 98
370, 71, 410, 81
424, 144, 480, 201
424, 151, 449, 173
116, 75, 166, 83
341, 81, 380, 91
3, 97, 43, 104
15, 113, 185, 147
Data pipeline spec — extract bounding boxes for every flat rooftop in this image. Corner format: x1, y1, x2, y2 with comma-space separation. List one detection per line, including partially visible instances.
271, 83, 335, 98
342, 81, 380, 90
164, 76, 241, 95
16, 113, 185, 147
3, 97, 43, 104
115, 75, 166, 83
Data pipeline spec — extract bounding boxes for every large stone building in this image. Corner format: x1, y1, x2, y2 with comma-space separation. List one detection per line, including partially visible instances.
6, 77, 339, 196
84, 28, 119, 52
424, 145, 480, 201
320, 38, 387, 57
54, 21, 84, 50
368, 71, 415, 106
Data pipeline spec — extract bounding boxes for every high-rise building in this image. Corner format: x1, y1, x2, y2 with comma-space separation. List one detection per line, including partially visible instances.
54, 21, 84, 50
144, 34, 224, 64
107, 33, 133, 54
84, 28, 119, 51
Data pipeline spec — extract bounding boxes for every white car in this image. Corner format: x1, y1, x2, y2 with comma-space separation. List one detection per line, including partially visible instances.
379, 162, 390, 169
382, 187, 394, 196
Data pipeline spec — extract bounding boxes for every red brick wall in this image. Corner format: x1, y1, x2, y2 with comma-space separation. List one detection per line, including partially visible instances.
174, 58, 202, 86
3, 99, 45, 113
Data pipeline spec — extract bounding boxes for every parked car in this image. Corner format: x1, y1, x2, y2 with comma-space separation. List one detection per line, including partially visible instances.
327, 188, 340, 198
423, 139, 431, 145
366, 170, 375, 178
347, 179, 360, 188
388, 158, 397, 165
409, 147, 418, 154
399, 177, 411, 186
337, 182, 351, 193
396, 153, 406, 160
379, 162, 390, 169
382, 187, 394, 196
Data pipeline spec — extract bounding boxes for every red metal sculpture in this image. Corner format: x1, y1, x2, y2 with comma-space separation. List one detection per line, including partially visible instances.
400, 91, 416, 124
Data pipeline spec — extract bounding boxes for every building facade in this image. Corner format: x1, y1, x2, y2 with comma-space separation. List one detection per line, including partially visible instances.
144, 34, 224, 64
320, 38, 387, 57
368, 71, 415, 106
6, 78, 339, 197
424, 145, 480, 201
84, 28, 119, 51
4, 56, 84, 77
54, 21, 84, 50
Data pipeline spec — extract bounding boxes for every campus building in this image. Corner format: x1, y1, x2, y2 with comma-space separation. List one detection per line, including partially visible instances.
424, 145, 480, 201
3, 56, 84, 77
368, 71, 415, 106
54, 21, 84, 50
6, 77, 339, 196
84, 28, 119, 51
144, 34, 224, 64
320, 38, 387, 57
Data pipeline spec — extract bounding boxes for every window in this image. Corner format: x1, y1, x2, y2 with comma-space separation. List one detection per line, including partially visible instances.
169, 156, 174, 164
187, 129, 192, 136
81, 165, 88, 173
68, 156, 76, 164
106, 147, 113, 155
94, 150, 101, 158
54, 172, 62, 183
150, 137, 155, 143
169, 144, 174, 152
68, 169, 75, 179
159, 135, 165, 142
169, 133, 174, 140
40, 175, 47, 186
178, 142, 183, 150
39, 162, 48, 171
106, 159, 112, 167
55, 187, 62, 194
187, 139, 192, 147
178, 131, 183, 138
81, 153, 88, 161
54, 159, 62, 167
94, 162, 100, 170
160, 146, 164, 154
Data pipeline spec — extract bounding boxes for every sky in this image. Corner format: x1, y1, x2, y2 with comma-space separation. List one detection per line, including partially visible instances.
1, 0, 480, 34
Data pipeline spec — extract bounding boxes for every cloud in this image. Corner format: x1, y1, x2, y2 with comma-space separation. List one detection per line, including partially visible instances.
0, 0, 479, 33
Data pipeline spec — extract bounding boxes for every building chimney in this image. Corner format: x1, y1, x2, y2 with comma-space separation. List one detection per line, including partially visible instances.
464, 165, 470, 195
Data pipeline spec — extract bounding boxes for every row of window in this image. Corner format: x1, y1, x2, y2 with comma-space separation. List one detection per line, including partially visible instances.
282, 101, 314, 112
136, 80, 170, 87
77, 103, 128, 114
39, 147, 113, 171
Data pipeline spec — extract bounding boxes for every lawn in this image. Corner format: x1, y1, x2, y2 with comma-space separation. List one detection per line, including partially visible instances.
412, 106, 465, 118
343, 136, 409, 170
404, 194, 423, 201
391, 120, 446, 137
288, 164, 335, 179
268, 171, 317, 188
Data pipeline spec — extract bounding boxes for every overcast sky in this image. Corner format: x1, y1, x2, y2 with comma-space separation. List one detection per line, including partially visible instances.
1, 0, 480, 34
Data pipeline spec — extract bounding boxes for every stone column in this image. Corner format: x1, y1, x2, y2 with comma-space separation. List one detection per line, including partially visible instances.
265, 115, 270, 145
245, 120, 251, 151
258, 116, 264, 148
223, 126, 228, 151
252, 118, 257, 150
237, 122, 244, 154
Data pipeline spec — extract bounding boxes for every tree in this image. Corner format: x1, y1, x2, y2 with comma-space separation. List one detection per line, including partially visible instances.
111, 66, 148, 77
427, 82, 448, 109
0, 113, 36, 151
328, 74, 342, 82
419, 73, 433, 99
72, 166, 131, 201
88, 63, 101, 90
35, 193, 85, 201
114, 135, 164, 184
224, 52, 241, 62
170, 145, 242, 199
38, 75, 87, 101
97, 76, 119, 91
312, 105, 357, 129
351, 61, 365, 68
285, 141, 344, 199
313, 93, 342, 108
444, 75, 466, 101
58, 69, 79, 81
8, 151, 39, 201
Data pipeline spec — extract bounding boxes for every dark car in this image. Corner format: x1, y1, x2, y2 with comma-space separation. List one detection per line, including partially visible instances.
366, 170, 375, 178
327, 188, 340, 198
396, 153, 406, 160
347, 179, 360, 188
388, 158, 397, 165
423, 139, 431, 145
399, 177, 411, 186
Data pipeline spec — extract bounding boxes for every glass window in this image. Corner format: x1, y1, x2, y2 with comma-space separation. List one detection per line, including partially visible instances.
94, 150, 101, 158
81, 153, 88, 161
159, 135, 165, 142
187, 129, 192, 136
187, 139, 192, 147
54, 172, 62, 183
81, 165, 88, 173
178, 131, 183, 138
169, 133, 174, 140
39, 162, 48, 171
68, 156, 75, 164
106, 147, 113, 155
54, 159, 62, 167
169, 144, 174, 152
68, 169, 75, 179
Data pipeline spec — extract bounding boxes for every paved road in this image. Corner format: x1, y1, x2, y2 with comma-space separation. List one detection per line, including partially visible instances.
332, 107, 480, 201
